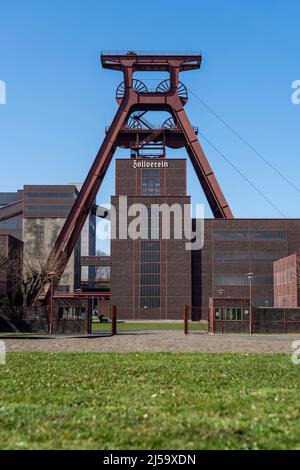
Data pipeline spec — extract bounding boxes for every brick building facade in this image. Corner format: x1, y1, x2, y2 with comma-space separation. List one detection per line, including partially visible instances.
111, 158, 191, 319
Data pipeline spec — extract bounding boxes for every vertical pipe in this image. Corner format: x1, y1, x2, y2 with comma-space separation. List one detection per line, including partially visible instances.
210, 298, 215, 334
184, 305, 189, 335
49, 279, 53, 335
112, 305, 117, 336
85, 297, 89, 334
249, 278, 253, 335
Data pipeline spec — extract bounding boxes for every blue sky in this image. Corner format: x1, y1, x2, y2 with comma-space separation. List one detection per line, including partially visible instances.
0, 0, 300, 223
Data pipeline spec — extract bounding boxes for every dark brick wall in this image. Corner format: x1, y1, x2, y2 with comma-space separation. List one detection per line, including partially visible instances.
0, 306, 49, 333
214, 307, 300, 334
192, 219, 300, 321
0, 306, 87, 334
111, 159, 191, 320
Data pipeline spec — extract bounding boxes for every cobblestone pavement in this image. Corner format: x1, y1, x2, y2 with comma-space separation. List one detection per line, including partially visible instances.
2, 330, 300, 353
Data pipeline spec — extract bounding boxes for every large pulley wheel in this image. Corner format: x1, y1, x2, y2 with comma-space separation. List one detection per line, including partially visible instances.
116, 79, 148, 104
124, 116, 143, 129
156, 79, 188, 104
162, 117, 178, 129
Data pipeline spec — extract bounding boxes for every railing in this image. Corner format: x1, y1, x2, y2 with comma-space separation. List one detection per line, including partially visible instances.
101, 50, 201, 56
106, 125, 198, 133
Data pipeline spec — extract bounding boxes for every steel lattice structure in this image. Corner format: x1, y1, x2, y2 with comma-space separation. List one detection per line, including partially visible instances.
35, 51, 233, 303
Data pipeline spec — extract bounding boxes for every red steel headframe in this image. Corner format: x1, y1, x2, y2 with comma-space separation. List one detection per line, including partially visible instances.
34, 51, 233, 304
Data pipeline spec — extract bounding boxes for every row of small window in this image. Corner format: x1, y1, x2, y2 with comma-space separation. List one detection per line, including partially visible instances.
142, 187, 161, 196
141, 263, 160, 274
141, 241, 160, 252
141, 274, 160, 285
140, 286, 161, 297
140, 230, 160, 239
215, 251, 286, 263
214, 275, 273, 286
141, 251, 160, 262
142, 169, 161, 196
140, 297, 160, 308
25, 192, 76, 199
58, 307, 86, 319
214, 308, 245, 321
213, 230, 287, 241
274, 270, 296, 285
24, 204, 73, 211
142, 169, 161, 178
142, 179, 160, 188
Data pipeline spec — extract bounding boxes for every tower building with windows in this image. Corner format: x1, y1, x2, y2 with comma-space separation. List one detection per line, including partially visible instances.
111, 158, 191, 319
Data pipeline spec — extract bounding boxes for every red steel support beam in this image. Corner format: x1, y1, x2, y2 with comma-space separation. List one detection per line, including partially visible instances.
174, 106, 233, 219
184, 304, 189, 335
0, 200, 23, 222
33, 52, 233, 305
111, 305, 117, 335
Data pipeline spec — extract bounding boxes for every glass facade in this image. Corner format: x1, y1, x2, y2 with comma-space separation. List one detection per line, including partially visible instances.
213, 229, 287, 241
214, 307, 243, 321
141, 169, 160, 196
215, 251, 286, 263
23, 187, 77, 218
140, 206, 160, 239
214, 274, 273, 286
140, 241, 160, 308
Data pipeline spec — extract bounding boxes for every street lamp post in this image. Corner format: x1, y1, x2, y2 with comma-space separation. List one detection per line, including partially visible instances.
48, 271, 57, 335
247, 272, 254, 335
216, 288, 224, 297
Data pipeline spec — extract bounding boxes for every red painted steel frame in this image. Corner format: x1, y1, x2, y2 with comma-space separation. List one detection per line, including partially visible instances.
111, 305, 117, 335
35, 52, 233, 304
184, 304, 189, 335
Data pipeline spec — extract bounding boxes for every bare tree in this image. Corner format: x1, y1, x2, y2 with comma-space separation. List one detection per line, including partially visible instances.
19, 253, 67, 306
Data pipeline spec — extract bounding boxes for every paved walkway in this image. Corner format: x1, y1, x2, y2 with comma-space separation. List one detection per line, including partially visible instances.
2, 330, 300, 353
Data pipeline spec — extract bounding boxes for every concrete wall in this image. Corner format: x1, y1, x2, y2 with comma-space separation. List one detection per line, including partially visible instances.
22, 218, 80, 291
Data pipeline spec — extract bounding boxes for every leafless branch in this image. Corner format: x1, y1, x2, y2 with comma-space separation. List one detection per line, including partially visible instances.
18, 253, 67, 306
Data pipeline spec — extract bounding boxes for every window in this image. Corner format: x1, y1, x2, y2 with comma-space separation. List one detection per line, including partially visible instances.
213, 229, 287, 241
58, 306, 85, 319
250, 230, 286, 241
213, 230, 248, 241
140, 241, 160, 308
142, 169, 160, 196
214, 275, 273, 286
25, 191, 76, 199
215, 251, 286, 263
215, 251, 249, 263
140, 207, 160, 239
214, 308, 242, 321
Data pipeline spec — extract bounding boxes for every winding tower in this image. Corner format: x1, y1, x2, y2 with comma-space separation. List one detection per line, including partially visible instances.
36, 51, 233, 303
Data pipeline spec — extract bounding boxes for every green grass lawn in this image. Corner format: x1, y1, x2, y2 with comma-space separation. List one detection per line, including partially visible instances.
1, 353, 300, 449
92, 321, 208, 332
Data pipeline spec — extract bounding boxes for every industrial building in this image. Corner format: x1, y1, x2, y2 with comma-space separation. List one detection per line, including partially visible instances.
0, 52, 300, 333
111, 158, 191, 320
1, 168, 300, 322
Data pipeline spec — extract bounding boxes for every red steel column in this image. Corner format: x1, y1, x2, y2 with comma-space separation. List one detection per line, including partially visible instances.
170, 102, 233, 219
112, 305, 117, 336
184, 305, 189, 335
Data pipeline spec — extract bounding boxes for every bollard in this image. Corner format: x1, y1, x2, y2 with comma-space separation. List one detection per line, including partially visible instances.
184, 305, 189, 335
111, 305, 117, 335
